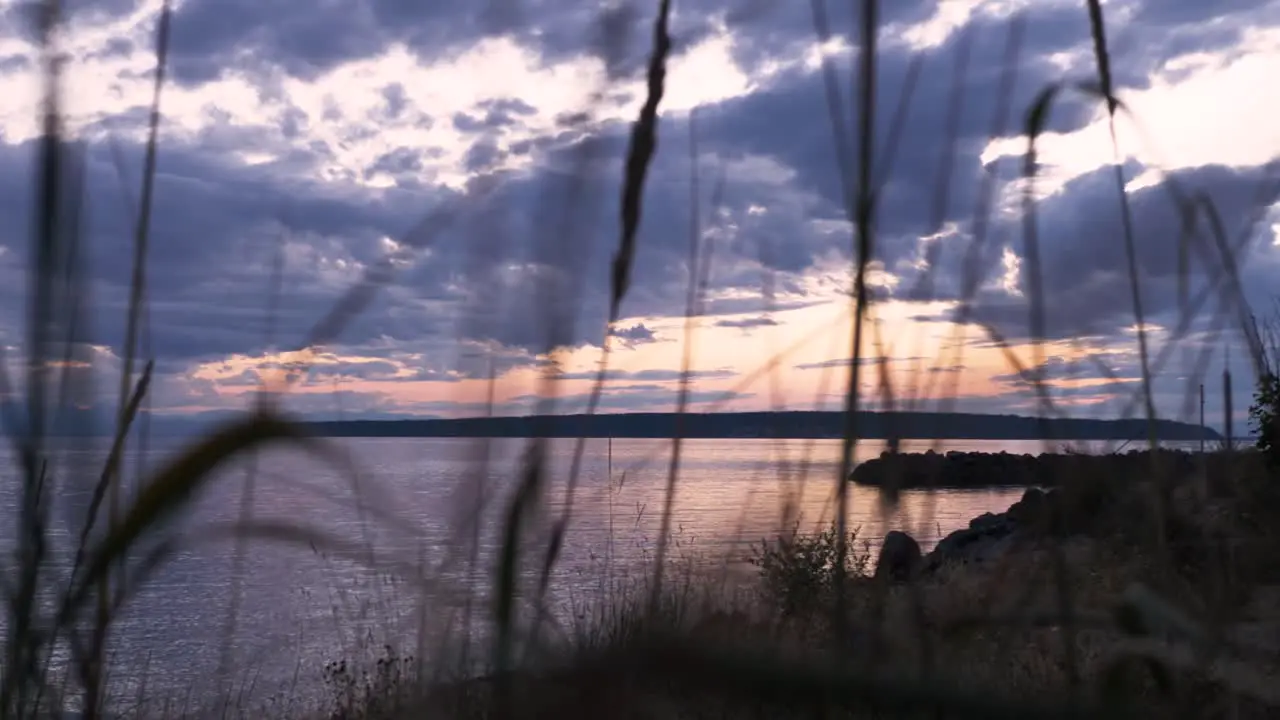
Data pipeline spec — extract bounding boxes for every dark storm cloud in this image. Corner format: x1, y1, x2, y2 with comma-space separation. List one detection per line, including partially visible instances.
163, 0, 670, 85
166, 0, 389, 84
65, 0, 140, 22
95, 0, 1253, 369
685, 13, 1104, 295
0, 136, 463, 365
1132, 0, 1276, 26
0, 1, 40, 44
150, 0, 1021, 94
397, 115, 848, 353
702, 0, 937, 75
688, 0, 1277, 299
957, 163, 1280, 344
1058, 2, 1275, 100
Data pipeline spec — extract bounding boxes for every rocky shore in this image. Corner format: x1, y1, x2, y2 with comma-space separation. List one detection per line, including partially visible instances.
875, 486, 1055, 580
850, 448, 1201, 489
871, 447, 1270, 585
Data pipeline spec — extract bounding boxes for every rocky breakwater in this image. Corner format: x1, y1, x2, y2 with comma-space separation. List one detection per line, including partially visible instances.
850, 448, 1199, 489
874, 486, 1058, 579
871, 448, 1226, 578
922, 486, 1051, 573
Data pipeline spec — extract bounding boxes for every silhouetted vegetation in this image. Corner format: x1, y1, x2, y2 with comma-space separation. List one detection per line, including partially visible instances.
1251, 304, 1280, 467
1254, 374, 1280, 467
6, 0, 1280, 717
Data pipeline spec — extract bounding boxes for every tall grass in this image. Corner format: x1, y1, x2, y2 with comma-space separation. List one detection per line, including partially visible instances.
4, 0, 1280, 717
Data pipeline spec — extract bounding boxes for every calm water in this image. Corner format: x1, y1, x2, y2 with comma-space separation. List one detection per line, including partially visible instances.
1, 436, 1095, 710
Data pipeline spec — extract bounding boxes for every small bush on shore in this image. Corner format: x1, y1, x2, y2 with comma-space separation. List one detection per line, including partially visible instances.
748, 522, 871, 617
1251, 372, 1280, 469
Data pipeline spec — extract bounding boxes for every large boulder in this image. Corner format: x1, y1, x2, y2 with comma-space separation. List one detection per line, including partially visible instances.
875, 530, 922, 582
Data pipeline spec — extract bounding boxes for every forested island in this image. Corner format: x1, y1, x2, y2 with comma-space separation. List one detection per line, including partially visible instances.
301, 411, 1218, 441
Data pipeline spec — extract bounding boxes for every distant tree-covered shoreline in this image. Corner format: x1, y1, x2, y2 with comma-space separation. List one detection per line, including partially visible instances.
301, 411, 1219, 441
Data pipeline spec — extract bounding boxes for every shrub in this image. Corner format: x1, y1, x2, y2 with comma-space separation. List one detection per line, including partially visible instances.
748, 521, 870, 616
1250, 371, 1280, 469
322, 645, 419, 720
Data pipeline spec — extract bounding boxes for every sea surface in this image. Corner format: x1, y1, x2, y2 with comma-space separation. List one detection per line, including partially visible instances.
0, 436, 1135, 711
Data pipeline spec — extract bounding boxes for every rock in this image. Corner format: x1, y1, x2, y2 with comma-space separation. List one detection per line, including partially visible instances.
925, 513, 1018, 572
848, 448, 1203, 490
875, 530, 922, 582
969, 511, 1011, 532
1007, 487, 1049, 530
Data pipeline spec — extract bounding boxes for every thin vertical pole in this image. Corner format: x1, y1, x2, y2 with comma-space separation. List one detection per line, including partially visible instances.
1199, 383, 1205, 455
607, 437, 615, 578
1199, 382, 1207, 499
1223, 351, 1234, 453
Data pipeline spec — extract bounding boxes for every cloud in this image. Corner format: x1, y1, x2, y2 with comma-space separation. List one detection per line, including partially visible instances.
608, 323, 660, 348
548, 367, 736, 382
507, 384, 755, 414
989, 353, 1137, 387
794, 356, 925, 371
714, 315, 778, 330
954, 163, 1280, 344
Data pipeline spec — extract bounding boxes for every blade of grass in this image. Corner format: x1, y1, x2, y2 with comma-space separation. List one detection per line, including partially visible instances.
8, 3, 67, 710
904, 25, 972, 413
833, 0, 879, 656
650, 105, 704, 612
932, 12, 1026, 409
68, 363, 153, 603
494, 441, 545, 717
871, 52, 924, 197
1193, 196, 1267, 376
1084, 0, 1159, 452
59, 413, 329, 629
522, 10, 638, 645
610, 0, 671, 322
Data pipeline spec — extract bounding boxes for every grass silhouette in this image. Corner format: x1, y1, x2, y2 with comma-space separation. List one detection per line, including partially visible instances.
4, 0, 1280, 717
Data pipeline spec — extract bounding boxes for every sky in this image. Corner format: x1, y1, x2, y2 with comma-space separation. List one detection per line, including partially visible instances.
0, 0, 1278, 428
